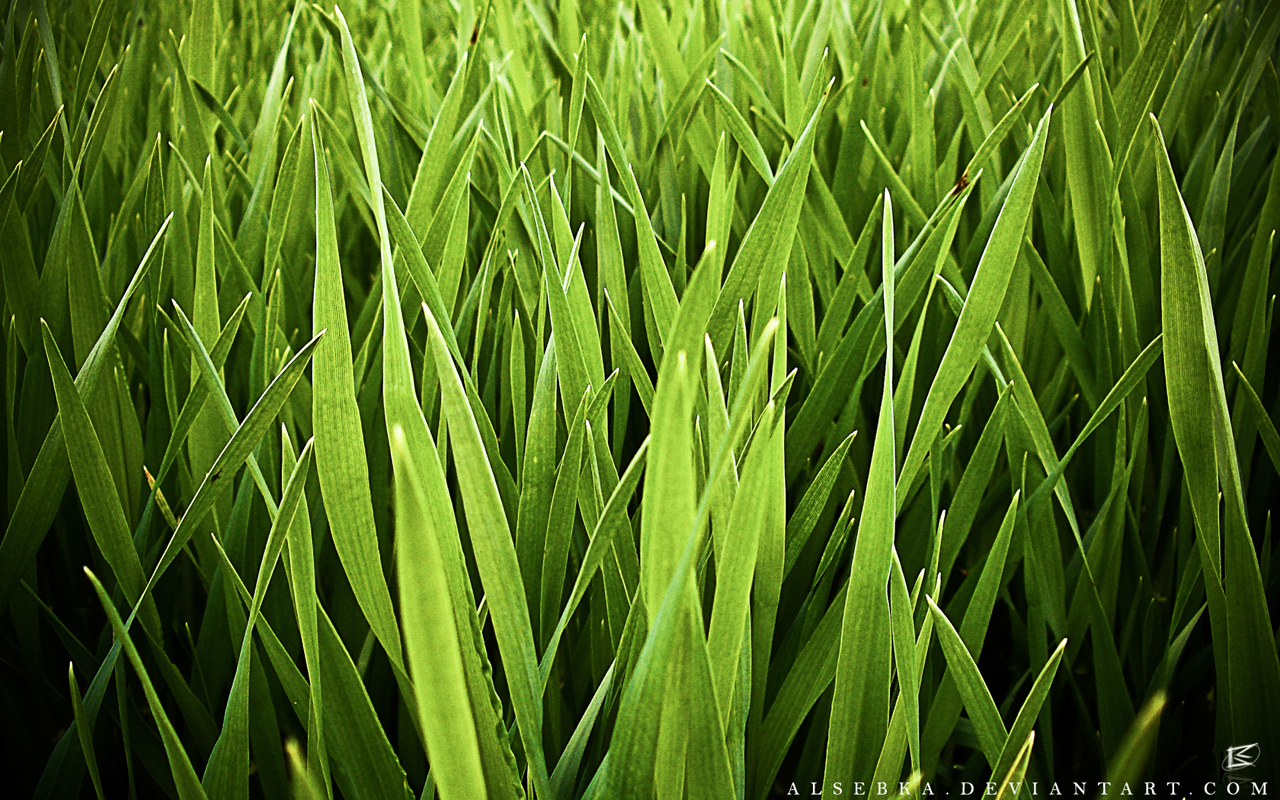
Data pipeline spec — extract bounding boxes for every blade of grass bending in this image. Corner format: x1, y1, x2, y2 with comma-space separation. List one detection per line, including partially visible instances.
68, 664, 106, 800
993, 325, 1090, 558
393, 426, 487, 800
41, 322, 160, 636
705, 79, 774, 185
421, 303, 551, 798
382, 183, 478, 368
926, 596, 1008, 768
991, 639, 1067, 783
824, 190, 897, 797
859, 120, 928, 229
191, 82, 250, 154
1048, 52, 1094, 111
310, 111, 403, 671
142, 332, 323, 611
84, 569, 208, 800
1152, 114, 1280, 759
0, 213, 169, 614
898, 105, 1051, 500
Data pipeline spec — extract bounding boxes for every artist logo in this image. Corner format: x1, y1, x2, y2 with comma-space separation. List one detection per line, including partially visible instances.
1223, 744, 1261, 771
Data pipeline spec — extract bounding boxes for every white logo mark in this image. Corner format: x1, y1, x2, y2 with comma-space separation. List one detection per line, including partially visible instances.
1223, 744, 1260, 771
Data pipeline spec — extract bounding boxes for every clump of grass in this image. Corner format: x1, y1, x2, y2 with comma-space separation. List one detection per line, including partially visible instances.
2, 0, 1279, 797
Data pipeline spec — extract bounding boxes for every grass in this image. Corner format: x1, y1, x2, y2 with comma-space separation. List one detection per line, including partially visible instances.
2, 0, 1279, 796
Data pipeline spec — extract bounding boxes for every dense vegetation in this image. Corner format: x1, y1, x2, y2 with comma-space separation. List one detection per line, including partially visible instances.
2, 0, 1279, 796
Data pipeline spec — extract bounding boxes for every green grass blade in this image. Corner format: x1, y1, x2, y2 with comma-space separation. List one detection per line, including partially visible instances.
823, 191, 897, 796
707, 402, 775, 721
1152, 114, 1280, 758
0, 213, 169, 613
926, 595, 1009, 768
421, 303, 552, 798
144, 331, 323, 601
68, 664, 106, 800
85, 569, 208, 800
392, 426, 487, 800
708, 82, 829, 354
991, 638, 1066, 783
898, 105, 1051, 498
41, 323, 154, 630
310, 111, 403, 668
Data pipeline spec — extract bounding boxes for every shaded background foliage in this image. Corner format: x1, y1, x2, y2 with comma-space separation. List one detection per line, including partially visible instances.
1, 0, 1279, 797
